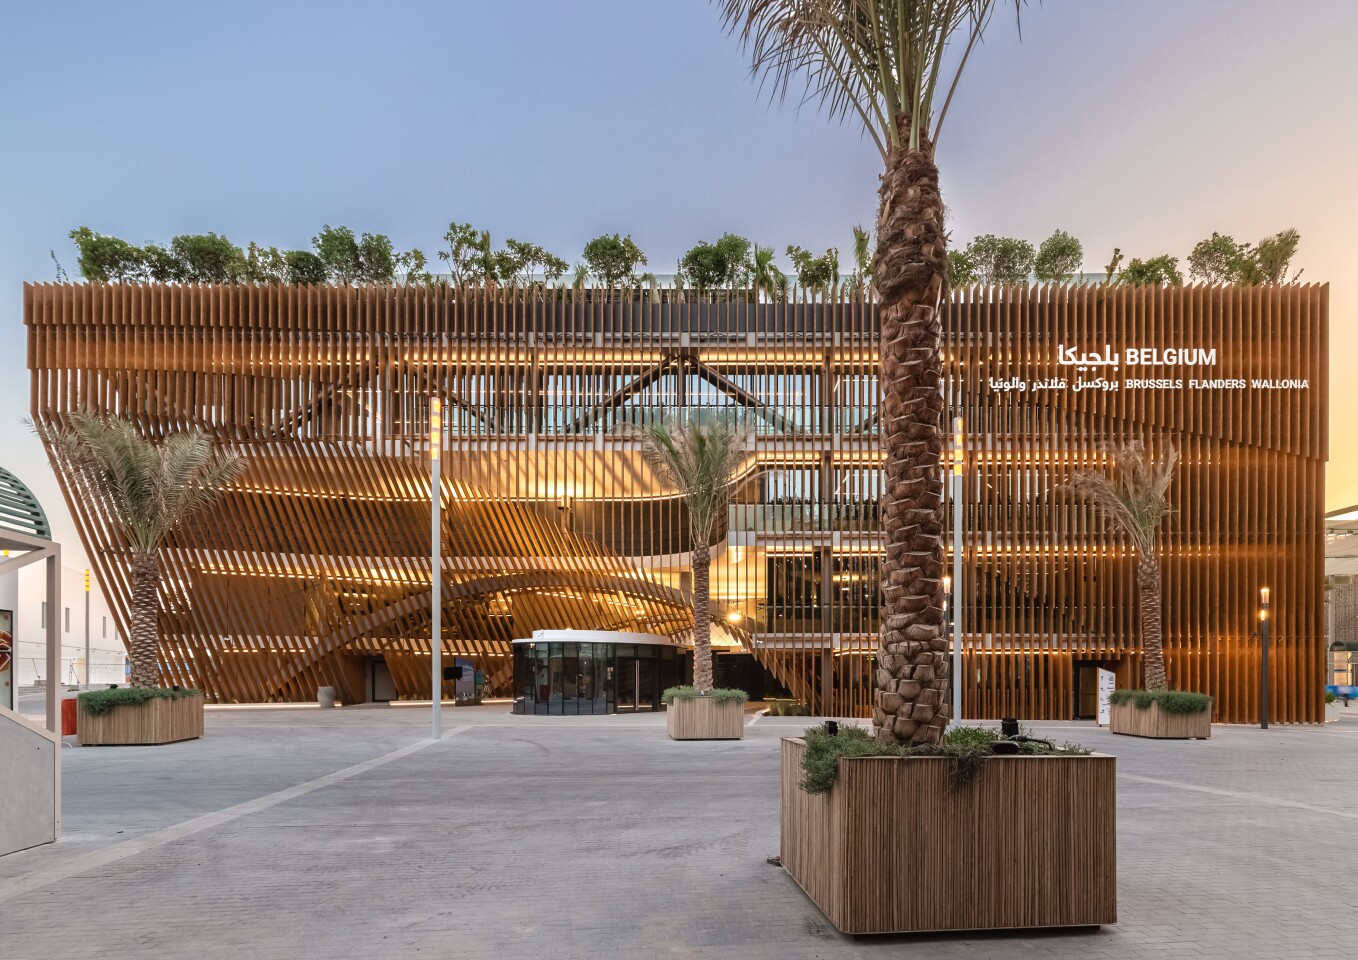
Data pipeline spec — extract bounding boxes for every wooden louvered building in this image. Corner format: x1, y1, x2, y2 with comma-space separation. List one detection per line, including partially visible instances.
25, 283, 1327, 722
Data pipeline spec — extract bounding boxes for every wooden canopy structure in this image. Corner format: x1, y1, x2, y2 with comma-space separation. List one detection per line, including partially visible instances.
26, 282, 1327, 720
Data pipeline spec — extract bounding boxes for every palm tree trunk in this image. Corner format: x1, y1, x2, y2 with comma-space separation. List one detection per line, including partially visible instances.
872, 127, 949, 747
1137, 550, 1168, 691
128, 551, 162, 688
691, 538, 714, 692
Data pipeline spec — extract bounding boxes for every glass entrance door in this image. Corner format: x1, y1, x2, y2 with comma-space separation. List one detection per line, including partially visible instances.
616, 656, 638, 712
636, 657, 658, 712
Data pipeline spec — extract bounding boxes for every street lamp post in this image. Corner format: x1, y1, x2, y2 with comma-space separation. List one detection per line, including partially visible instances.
430, 397, 443, 741
951, 417, 963, 724
1259, 586, 1270, 731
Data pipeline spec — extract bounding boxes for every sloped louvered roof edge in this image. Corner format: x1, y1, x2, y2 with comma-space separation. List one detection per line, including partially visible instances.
0, 467, 50, 540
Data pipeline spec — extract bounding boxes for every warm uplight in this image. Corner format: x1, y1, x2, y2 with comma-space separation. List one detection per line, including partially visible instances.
726, 611, 743, 624
952, 416, 964, 476
943, 574, 952, 594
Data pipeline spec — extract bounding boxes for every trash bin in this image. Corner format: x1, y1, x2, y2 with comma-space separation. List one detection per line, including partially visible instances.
317, 686, 337, 708
61, 697, 78, 736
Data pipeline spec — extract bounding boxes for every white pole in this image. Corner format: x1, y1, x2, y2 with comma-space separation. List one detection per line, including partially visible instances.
430, 397, 443, 741
951, 417, 964, 724
84, 569, 91, 688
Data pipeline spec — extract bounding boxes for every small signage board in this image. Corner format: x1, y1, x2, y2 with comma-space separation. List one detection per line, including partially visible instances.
0, 609, 13, 712
1097, 668, 1116, 726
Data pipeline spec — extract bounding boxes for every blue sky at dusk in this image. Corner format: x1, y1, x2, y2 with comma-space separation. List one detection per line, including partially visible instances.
3, 0, 1355, 561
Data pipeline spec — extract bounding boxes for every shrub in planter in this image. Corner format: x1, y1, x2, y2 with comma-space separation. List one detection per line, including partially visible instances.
1109, 689, 1212, 739
663, 686, 747, 740
77, 687, 204, 746
782, 724, 1114, 934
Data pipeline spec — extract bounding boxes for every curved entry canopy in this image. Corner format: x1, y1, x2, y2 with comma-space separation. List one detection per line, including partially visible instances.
0, 467, 50, 541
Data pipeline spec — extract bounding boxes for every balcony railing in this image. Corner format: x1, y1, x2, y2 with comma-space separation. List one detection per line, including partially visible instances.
728, 501, 882, 534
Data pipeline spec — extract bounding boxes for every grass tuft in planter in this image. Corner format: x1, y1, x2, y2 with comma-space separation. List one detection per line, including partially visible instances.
78, 687, 201, 717
1109, 689, 1212, 714
800, 724, 1090, 794
661, 685, 749, 705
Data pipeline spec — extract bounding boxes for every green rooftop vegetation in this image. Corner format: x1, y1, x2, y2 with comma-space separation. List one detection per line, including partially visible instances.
61, 223, 1303, 293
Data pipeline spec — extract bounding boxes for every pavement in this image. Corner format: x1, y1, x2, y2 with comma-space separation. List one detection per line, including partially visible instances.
1, 702, 1356, 959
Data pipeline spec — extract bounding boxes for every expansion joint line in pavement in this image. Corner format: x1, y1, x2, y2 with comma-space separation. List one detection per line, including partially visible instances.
1118, 772, 1358, 821
0, 728, 469, 905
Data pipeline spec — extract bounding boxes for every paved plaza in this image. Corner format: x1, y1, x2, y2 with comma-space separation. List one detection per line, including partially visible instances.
1, 703, 1355, 960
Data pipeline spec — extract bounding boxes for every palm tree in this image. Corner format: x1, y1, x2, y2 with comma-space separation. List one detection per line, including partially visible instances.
848, 224, 874, 296
38, 413, 244, 688
720, 1, 1022, 745
1064, 441, 1179, 691
752, 244, 789, 302
638, 413, 752, 691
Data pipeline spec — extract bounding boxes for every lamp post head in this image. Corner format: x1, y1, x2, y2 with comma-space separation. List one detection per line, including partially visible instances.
1260, 586, 1270, 607
943, 574, 952, 594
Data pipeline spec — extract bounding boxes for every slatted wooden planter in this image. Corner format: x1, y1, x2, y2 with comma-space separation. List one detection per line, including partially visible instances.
78, 693, 204, 746
666, 697, 744, 740
780, 738, 1117, 935
1110, 701, 1211, 739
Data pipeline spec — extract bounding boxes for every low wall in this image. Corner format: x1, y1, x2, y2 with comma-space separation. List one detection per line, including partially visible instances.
0, 704, 60, 856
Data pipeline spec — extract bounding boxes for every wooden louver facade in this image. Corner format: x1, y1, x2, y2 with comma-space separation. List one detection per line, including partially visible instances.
26, 283, 1327, 721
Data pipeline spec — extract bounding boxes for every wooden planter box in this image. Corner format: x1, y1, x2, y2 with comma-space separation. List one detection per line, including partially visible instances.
780, 738, 1116, 935
78, 694, 204, 746
666, 697, 744, 740
1110, 700, 1210, 739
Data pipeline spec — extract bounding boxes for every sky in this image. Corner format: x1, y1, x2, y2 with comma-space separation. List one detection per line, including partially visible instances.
2, 0, 1355, 567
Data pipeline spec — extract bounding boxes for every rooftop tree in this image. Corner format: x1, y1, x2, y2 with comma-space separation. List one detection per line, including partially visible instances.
722, 0, 1027, 746
583, 233, 647, 288
786, 244, 839, 293
1034, 229, 1083, 282
1117, 254, 1183, 286
680, 233, 754, 294
965, 234, 1035, 284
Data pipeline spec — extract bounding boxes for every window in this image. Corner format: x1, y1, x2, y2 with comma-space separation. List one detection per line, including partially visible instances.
102, 617, 108, 639
40, 602, 46, 628
65, 607, 71, 632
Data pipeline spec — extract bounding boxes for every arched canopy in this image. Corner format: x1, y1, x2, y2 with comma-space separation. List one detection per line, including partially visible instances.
0, 467, 50, 540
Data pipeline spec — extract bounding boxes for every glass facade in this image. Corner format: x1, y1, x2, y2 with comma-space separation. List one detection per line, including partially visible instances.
512, 641, 690, 715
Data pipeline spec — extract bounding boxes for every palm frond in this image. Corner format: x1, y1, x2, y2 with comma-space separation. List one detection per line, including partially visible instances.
718, 0, 1019, 157
635, 412, 754, 545
34, 412, 244, 554
1063, 440, 1179, 554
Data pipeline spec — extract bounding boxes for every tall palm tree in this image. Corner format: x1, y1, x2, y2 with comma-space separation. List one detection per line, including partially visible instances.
638, 413, 752, 691
720, 0, 1022, 744
38, 413, 244, 688
1064, 441, 1179, 691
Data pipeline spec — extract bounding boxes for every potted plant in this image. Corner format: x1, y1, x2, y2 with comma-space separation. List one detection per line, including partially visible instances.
780, 725, 1116, 934
76, 686, 204, 746
1108, 689, 1212, 740
1066, 441, 1209, 737
38, 413, 242, 744
636, 412, 751, 739
662, 686, 748, 740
